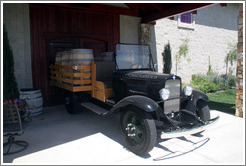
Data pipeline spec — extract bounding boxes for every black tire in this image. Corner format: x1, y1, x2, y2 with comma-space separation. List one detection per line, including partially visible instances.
196, 100, 211, 122
65, 93, 83, 114
120, 106, 157, 155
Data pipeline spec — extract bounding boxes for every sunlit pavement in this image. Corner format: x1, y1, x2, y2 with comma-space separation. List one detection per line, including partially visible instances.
2, 105, 245, 165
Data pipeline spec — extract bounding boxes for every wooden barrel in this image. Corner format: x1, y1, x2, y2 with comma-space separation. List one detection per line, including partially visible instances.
61, 51, 70, 66
20, 89, 43, 116
61, 51, 70, 79
55, 52, 62, 64
70, 49, 94, 66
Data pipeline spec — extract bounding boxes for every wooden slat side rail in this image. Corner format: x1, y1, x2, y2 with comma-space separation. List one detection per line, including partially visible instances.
50, 76, 92, 85
50, 64, 91, 70
49, 63, 94, 92
50, 80, 92, 92
93, 81, 113, 102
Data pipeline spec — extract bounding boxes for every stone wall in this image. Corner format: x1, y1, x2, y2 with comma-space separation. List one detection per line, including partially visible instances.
139, 24, 152, 45
3, 3, 33, 90
155, 4, 239, 83
235, 4, 243, 117
139, 23, 158, 65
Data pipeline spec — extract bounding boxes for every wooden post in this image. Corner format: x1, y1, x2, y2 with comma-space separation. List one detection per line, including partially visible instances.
91, 61, 96, 98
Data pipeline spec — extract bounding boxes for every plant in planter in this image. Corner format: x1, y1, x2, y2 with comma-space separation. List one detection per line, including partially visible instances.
4, 98, 30, 120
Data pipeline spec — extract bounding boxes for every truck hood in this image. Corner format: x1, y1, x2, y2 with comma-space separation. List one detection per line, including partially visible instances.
118, 70, 181, 101
124, 70, 180, 81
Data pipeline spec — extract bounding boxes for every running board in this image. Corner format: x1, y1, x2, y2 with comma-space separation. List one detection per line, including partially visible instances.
81, 102, 109, 116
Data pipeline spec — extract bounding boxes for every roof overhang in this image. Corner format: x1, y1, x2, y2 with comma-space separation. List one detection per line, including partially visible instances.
41, 3, 215, 23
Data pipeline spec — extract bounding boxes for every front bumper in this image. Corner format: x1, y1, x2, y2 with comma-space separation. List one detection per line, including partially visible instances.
161, 115, 219, 139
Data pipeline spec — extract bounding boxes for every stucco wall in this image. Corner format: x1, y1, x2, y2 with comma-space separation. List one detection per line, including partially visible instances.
3, 3, 33, 90
155, 4, 239, 83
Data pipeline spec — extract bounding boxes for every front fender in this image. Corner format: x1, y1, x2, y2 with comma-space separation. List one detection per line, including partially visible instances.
109, 95, 159, 114
192, 90, 209, 102
185, 90, 209, 114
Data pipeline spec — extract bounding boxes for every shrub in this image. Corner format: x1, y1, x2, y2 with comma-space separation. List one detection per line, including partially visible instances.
191, 74, 237, 93
221, 74, 237, 89
228, 75, 237, 87
191, 75, 220, 93
162, 42, 172, 74
3, 25, 20, 100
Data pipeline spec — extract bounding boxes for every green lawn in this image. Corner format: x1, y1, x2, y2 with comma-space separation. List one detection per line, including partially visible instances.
207, 89, 236, 115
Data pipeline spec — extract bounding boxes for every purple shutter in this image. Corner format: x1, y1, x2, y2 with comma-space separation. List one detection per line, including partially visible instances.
181, 12, 192, 24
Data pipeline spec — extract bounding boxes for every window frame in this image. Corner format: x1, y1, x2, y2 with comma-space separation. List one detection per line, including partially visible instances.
177, 12, 196, 30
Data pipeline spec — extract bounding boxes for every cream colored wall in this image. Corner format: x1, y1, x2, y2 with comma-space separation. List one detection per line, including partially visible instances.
155, 4, 238, 83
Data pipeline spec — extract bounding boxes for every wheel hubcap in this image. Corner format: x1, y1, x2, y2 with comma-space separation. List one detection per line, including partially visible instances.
125, 123, 136, 137
123, 111, 144, 146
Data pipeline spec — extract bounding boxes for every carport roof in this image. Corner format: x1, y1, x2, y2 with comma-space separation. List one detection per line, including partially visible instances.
42, 3, 215, 23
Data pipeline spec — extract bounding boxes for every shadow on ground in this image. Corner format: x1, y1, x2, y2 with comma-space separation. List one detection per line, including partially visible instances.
208, 101, 235, 115
3, 105, 124, 163
3, 105, 213, 163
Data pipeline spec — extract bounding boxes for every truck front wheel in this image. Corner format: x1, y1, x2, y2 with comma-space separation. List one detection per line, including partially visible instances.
120, 106, 157, 155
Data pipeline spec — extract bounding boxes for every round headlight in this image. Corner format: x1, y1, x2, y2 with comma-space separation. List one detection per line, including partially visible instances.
184, 85, 192, 96
159, 88, 170, 100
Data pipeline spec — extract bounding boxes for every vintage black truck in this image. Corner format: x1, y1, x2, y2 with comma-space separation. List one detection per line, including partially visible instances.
50, 43, 219, 155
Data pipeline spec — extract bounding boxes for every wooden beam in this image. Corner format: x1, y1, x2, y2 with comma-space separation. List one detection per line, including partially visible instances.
220, 3, 227, 7
169, 16, 175, 20
150, 4, 163, 11
192, 10, 197, 15
39, 3, 139, 17
142, 3, 214, 23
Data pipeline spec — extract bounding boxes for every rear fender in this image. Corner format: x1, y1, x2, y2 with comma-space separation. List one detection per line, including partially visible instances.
185, 90, 209, 114
109, 95, 159, 114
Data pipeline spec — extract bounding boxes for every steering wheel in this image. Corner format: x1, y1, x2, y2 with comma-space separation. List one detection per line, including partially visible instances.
131, 64, 142, 69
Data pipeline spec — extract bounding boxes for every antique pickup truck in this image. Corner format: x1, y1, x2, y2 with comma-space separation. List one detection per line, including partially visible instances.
50, 43, 219, 155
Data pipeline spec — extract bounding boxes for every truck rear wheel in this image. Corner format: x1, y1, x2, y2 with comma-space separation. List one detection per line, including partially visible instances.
120, 106, 157, 155
65, 93, 83, 114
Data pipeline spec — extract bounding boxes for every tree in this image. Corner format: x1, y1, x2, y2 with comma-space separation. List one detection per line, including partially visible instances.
3, 24, 20, 100
175, 38, 189, 75
162, 42, 172, 74
224, 42, 238, 75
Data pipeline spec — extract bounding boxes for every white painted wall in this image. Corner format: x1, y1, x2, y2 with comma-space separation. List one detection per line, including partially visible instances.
120, 15, 140, 44
155, 4, 239, 83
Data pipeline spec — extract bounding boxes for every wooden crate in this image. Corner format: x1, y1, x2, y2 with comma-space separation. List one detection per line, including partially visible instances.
49, 62, 96, 92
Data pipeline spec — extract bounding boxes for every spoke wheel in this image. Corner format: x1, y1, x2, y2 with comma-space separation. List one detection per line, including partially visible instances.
120, 106, 157, 155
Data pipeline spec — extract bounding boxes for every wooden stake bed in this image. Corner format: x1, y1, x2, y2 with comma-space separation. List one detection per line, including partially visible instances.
49, 62, 96, 92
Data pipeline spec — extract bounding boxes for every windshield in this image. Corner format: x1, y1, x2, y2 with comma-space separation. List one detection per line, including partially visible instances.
115, 44, 153, 70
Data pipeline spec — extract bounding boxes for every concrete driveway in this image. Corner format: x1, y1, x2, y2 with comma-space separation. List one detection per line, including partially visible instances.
2, 105, 245, 165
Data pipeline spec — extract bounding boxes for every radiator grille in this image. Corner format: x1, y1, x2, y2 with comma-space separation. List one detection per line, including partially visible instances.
164, 79, 181, 114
